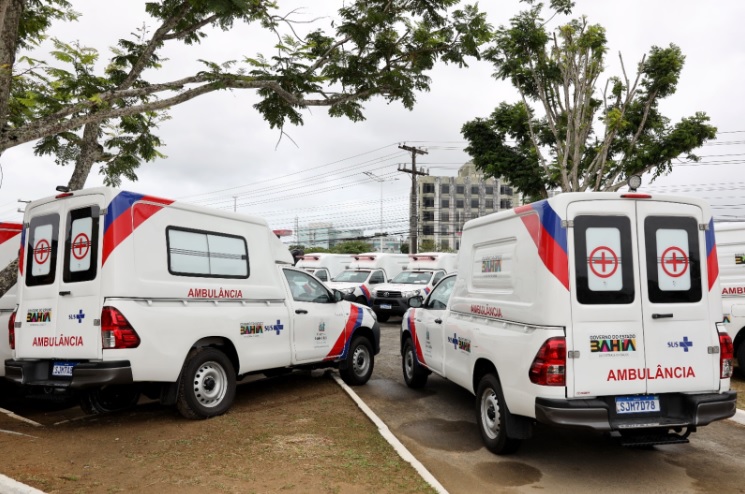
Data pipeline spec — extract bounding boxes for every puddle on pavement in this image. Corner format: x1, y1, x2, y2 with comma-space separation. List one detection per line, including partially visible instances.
398, 418, 481, 452
474, 461, 542, 486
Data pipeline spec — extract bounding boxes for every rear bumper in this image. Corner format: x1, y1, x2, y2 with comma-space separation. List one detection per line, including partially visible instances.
535, 391, 737, 431
4, 359, 134, 389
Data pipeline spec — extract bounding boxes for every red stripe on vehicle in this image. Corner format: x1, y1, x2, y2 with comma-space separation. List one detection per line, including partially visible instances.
324, 305, 362, 361
408, 309, 426, 365
102, 195, 173, 265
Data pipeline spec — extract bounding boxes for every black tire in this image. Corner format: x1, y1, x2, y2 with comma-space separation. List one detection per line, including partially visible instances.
402, 338, 428, 388
476, 373, 521, 455
79, 385, 141, 415
737, 341, 745, 374
339, 336, 374, 386
176, 347, 236, 420
376, 313, 390, 323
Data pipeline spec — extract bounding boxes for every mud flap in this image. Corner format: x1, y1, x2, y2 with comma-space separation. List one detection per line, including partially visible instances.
505, 407, 534, 439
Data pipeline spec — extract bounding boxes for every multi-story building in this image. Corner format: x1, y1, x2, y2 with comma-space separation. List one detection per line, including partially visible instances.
296, 222, 372, 250
417, 162, 516, 251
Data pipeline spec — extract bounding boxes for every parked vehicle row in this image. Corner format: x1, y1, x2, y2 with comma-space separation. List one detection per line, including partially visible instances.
0, 184, 741, 459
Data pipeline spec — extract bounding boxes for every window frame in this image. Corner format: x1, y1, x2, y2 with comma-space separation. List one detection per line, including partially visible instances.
25, 213, 60, 287
63, 206, 100, 283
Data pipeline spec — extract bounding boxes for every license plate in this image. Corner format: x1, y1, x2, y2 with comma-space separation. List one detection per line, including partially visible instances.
380, 304, 392, 310
615, 395, 660, 414
52, 362, 75, 377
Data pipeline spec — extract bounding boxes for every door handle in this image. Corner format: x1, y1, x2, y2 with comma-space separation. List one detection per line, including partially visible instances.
295, 309, 308, 314
435, 318, 442, 324
652, 313, 673, 319
59, 291, 71, 296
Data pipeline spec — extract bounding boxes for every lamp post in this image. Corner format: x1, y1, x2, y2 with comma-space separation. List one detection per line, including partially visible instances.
363, 171, 398, 252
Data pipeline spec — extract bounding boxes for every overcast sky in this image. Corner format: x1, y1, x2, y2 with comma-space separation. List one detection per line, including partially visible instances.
1, 0, 743, 240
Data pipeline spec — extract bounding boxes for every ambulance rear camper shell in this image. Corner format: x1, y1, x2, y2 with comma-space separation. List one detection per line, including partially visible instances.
371, 252, 457, 321
295, 253, 353, 282
400, 191, 736, 453
6, 187, 380, 418
326, 252, 409, 306
0, 222, 22, 378
713, 221, 745, 369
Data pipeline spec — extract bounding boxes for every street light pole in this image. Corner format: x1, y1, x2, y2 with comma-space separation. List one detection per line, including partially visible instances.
363, 171, 397, 252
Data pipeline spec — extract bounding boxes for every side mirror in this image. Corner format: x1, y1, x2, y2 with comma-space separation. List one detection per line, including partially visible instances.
408, 296, 423, 308
333, 290, 344, 302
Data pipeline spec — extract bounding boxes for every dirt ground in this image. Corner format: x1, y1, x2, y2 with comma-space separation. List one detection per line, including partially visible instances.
0, 371, 435, 494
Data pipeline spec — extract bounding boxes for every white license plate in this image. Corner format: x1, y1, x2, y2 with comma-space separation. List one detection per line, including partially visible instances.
380, 304, 392, 310
615, 395, 660, 414
52, 362, 75, 377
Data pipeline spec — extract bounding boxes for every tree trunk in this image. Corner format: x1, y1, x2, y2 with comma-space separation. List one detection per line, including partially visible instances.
0, 0, 23, 132
67, 122, 103, 190
0, 258, 17, 302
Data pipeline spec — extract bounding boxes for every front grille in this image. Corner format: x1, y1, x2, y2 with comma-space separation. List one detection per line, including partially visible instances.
376, 291, 402, 298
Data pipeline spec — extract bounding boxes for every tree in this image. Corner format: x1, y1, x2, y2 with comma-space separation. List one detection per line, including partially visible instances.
0, 0, 492, 297
329, 240, 372, 254
461, 5, 716, 200
419, 239, 437, 252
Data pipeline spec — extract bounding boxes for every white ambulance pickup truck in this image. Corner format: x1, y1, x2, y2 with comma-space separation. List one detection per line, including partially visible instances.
401, 191, 736, 454
295, 253, 353, 283
5, 187, 380, 419
326, 253, 409, 306
0, 222, 22, 378
371, 252, 457, 322
712, 221, 745, 370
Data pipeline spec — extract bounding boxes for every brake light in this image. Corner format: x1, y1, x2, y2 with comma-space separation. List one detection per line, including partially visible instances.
621, 193, 652, 199
719, 332, 734, 379
529, 337, 566, 386
101, 307, 140, 349
8, 311, 16, 350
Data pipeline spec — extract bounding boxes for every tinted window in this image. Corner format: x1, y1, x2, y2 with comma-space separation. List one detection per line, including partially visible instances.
644, 216, 701, 303
167, 227, 248, 278
26, 214, 60, 287
485, 186, 494, 195
456, 200, 464, 209
369, 270, 386, 284
471, 199, 479, 209
441, 199, 449, 209
456, 186, 464, 195
471, 186, 479, 194
63, 206, 100, 283
423, 183, 435, 194
574, 215, 635, 305
423, 197, 434, 207
441, 184, 450, 194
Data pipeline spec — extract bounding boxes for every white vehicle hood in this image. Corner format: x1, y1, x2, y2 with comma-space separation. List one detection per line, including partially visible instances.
326, 281, 360, 290
373, 283, 428, 295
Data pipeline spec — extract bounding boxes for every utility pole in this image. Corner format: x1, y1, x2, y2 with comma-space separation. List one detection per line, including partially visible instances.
398, 144, 428, 254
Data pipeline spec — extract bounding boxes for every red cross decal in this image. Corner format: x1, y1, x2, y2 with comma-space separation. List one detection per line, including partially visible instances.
588, 246, 619, 278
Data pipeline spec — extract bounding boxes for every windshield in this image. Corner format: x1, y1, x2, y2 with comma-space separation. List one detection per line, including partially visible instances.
332, 270, 370, 283
390, 271, 433, 284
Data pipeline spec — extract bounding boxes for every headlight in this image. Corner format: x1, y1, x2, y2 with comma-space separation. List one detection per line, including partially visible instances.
342, 287, 355, 294
402, 290, 419, 299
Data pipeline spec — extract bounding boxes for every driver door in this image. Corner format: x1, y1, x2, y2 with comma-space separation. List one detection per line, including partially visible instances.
411, 274, 456, 376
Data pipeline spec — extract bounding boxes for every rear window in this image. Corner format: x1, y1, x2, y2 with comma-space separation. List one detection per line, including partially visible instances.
25, 214, 60, 287
167, 227, 248, 278
644, 216, 702, 303
574, 215, 635, 305
63, 206, 100, 283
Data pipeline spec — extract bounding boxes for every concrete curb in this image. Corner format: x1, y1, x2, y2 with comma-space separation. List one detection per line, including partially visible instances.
331, 373, 449, 494
731, 408, 745, 426
0, 474, 45, 494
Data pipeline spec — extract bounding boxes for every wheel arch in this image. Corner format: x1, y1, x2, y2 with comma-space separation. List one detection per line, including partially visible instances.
400, 328, 413, 356
472, 357, 498, 395
732, 325, 745, 355
349, 326, 377, 355
190, 336, 239, 375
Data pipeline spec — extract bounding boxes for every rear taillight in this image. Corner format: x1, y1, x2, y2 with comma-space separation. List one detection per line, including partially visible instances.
529, 337, 566, 386
101, 307, 140, 349
719, 332, 734, 379
8, 311, 16, 350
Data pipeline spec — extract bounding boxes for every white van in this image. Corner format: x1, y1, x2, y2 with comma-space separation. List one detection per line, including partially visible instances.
295, 253, 353, 282
326, 253, 409, 306
371, 252, 457, 322
0, 222, 22, 377
6, 187, 380, 418
401, 192, 736, 453
713, 221, 745, 370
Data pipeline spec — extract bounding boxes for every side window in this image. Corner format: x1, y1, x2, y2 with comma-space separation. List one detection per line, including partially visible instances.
315, 270, 328, 282
369, 270, 385, 284
26, 214, 60, 287
425, 276, 456, 310
283, 270, 332, 303
63, 206, 100, 283
432, 271, 444, 285
167, 227, 248, 278
644, 216, 701, 303
574, 215, 635, 305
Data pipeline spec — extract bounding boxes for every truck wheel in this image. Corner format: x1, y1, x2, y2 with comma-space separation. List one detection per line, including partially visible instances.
79, 385, 141, 415
176, 347, 236, 420
402, 338, 428, 388
476, 374, 521, 455
340, 336, 374, 386
376, 313, 390, 323
738, 342, 745, 374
